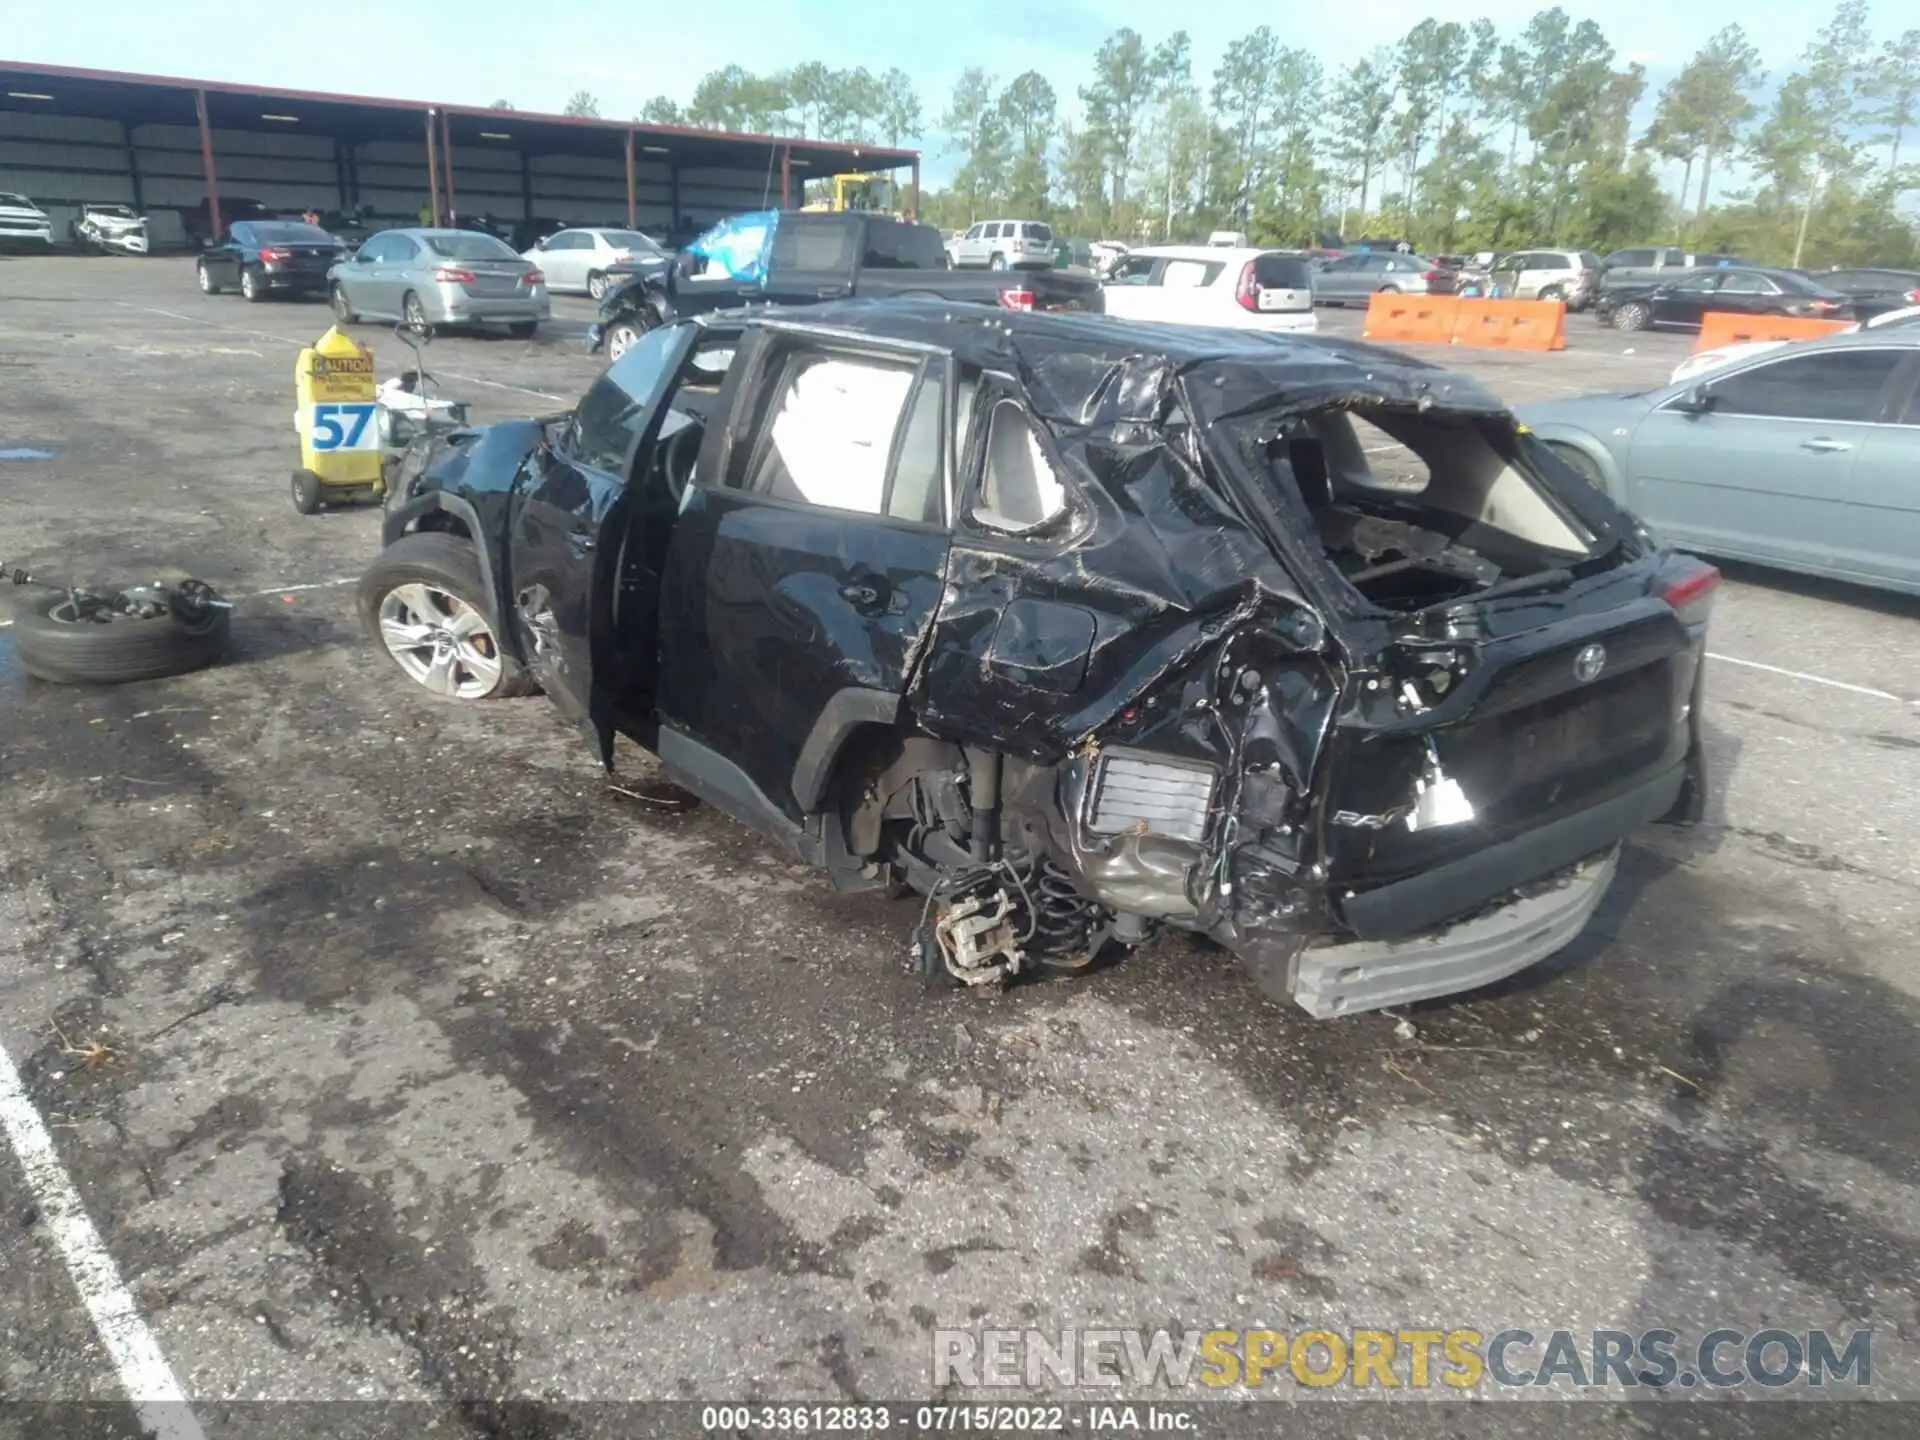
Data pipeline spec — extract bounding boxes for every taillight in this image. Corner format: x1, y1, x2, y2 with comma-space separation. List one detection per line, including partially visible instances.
998, 287, 1034, 311
257, 246, 291, 262
1663, 563, 1720, 628
1422, 269, 1442, 283
522, 269, 544, 286
1235, 261, 1258, 312
1906, 288, 1920, 303
433, 266, 476, 283
1806, 299, 1841, 313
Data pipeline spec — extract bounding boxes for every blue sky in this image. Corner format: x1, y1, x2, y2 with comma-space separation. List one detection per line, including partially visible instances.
6, 0, 1880, 189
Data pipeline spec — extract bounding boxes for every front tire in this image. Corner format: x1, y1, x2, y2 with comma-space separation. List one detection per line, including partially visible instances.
402, 291, 433, 335
1613, 302, 1650, 332
507, 320, 537, 339
1538, 284, 1565, 303
330, 284, 358, 323
989, 253, 1007, 272
604, 318, 646, 360
587, 271, 608, 300
240, 268, 264, 303
11, 593, 230, 685
357, 533, 533, 701
197, 263, 220, 295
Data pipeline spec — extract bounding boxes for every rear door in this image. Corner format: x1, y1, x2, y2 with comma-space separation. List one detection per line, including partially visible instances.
506, 321, 700, 747
1831, 350, 1920, 587
1250, 252, 1313, 318
1707, 269, 1780, 317
654, 328, 954, 826
1627, 346, 1911, 569
1314, 254, 1366, 302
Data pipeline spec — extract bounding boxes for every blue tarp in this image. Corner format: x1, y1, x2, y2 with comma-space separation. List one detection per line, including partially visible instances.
687, 210, 779, 286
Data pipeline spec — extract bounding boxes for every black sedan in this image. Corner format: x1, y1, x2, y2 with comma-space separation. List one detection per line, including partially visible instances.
1595, 265, 1853, 332
195, 221, 346, 302
1816, 266, 1920, 321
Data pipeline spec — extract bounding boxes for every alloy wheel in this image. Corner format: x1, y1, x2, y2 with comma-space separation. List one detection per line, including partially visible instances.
376, 583, 504, 699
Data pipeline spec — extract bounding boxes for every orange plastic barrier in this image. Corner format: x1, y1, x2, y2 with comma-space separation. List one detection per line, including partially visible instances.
1361, 293, 1460, 345
1692, 311, 1851, 352
1448, 298, 1567, 351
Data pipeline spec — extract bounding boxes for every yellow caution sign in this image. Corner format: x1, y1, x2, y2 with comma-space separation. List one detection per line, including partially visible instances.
291, 326, 383, 513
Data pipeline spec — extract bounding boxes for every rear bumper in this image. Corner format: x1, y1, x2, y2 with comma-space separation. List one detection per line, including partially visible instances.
432, 291, 550, 324
1291, 847, 1620, 1017
259, 268, 330, 292
1230, 759, 1685, 1017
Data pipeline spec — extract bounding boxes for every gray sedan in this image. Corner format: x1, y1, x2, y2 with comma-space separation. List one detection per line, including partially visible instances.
1312, 251, 1452, 306
1518, 330, 1920, 595
328, 228, 550, 336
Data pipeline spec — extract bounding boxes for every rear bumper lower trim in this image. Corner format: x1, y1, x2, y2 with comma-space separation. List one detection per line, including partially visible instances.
1290, 846, 1620, 1018
1336, 762, 1684, 940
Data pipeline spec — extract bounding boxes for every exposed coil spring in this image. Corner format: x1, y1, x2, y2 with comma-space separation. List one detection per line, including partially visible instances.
1010, 848, 1108, 962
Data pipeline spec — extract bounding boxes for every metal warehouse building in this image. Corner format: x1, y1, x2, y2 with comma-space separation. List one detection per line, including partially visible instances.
0, 61, 919, 248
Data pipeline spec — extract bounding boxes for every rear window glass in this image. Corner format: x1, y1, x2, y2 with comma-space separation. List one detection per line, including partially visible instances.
252, 223, 335, 245
424, 232, 521, 261
863, 220, 947, 269
771, 217, 857, 272
1021, 223, 1054, 242
1254, 253, 1313, 288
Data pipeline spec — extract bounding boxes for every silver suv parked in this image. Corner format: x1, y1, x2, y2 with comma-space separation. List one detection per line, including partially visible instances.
1488, 249, 1603, 310
948, 219, 1055, 271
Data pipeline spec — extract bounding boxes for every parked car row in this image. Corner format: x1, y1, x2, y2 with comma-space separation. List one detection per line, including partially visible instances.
195, 220, 550, 336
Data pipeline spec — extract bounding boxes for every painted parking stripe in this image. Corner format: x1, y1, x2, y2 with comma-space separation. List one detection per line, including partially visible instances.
1707, 651, 1906, 703
0, 1024, 203, 1436
111, 301, 568, 403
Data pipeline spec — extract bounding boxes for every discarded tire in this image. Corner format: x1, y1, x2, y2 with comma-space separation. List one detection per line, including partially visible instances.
11, 593, 231, 685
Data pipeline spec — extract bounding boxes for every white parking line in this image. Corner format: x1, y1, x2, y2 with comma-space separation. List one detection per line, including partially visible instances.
0, 1021, 203, 1437
112, 301, 568, 403
1707, 651, 1906, 703
0, 577, 357, 630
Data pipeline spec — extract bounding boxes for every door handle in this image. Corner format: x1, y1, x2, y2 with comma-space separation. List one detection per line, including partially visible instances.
1800, 437, 1852, 453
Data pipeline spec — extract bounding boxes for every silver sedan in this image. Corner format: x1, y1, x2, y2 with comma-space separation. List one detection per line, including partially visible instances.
1518, 329, 1920, 596
328, 228, 550, 336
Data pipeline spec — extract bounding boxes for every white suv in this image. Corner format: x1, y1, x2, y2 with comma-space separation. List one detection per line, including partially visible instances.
1100, 246, 1316, 333
0, 192, 53, 246
948, 220, 1055, 271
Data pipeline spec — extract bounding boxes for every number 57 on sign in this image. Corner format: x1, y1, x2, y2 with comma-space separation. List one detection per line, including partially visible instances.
309, 402, 379, 452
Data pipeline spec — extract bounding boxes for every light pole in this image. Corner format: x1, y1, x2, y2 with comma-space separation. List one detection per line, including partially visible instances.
1792, 165, 1827, 269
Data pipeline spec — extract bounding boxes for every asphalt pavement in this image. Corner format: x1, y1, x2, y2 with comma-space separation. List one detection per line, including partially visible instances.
1, 256, 1916, 1438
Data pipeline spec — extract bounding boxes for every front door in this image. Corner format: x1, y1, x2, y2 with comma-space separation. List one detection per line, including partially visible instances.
1626, 346, 1912, 570
1100, 254, 1164, 321
538, 230, 587, 290
654, 334, 953, 827
506, 321, 700, 749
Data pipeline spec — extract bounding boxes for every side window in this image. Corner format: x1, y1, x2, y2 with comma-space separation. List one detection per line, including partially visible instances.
356, 234, 388, 263
973, 401, 1067, 533
745, 351, 918, 515
570, 325, 689, 474
1673, 272, 1722, 293
1717, 272, 1772, 295
1110, 255, 1159, 286
769, 217, 855, 273
1160, 259, 1219, 289
964, 224, 984, 240
1609, 249, 1653, 268
1706, 349, 1907, 424
389, 236, 420, 262
886, 367, 947, 524
1364, 255, 1393, 272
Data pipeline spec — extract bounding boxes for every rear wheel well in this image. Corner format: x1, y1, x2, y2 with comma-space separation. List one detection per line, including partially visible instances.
409, 507, 472, 542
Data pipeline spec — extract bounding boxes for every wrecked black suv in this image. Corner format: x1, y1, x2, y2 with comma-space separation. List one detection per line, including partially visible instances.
360, 300, 1715, 1017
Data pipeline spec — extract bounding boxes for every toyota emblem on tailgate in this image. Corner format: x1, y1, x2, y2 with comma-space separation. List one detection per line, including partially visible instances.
1573, 644, 1607, 683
